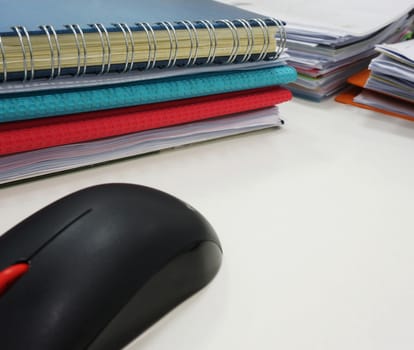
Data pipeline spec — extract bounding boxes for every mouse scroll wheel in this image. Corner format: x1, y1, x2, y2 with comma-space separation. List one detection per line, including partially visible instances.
0, 263, 30, 297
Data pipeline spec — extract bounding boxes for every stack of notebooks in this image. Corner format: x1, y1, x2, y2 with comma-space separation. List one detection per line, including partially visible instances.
216, 0, 414, 100
335, 40, 414, 121
0, 0, 297, 185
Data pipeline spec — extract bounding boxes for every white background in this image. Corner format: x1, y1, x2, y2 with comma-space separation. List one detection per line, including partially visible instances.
1, 96, 414, 349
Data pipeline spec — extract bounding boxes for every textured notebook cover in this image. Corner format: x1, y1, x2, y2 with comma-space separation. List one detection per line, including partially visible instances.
0, 65, 297, 122
0, 107, 282, 185
0, 86, 292, 155
335, 86, 414, 121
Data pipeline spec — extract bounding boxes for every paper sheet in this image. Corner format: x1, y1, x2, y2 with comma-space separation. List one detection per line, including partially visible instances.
216, 0, 414, 37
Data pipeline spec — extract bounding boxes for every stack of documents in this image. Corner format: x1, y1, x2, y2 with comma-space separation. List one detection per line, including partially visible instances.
365, 41, 414, 102
335, 40, 414, 121
0, 0, 297, 185
216, 0, 414, 100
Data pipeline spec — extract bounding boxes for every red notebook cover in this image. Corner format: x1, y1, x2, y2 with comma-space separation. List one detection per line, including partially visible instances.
0, 86, 292, 156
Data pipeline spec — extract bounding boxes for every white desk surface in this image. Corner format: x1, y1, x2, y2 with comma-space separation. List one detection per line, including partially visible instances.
1, 97, 414, 350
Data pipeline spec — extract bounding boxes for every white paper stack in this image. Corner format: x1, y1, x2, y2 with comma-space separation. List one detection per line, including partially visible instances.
216, 0, 414, 100
366, 40, 414, 102
349, 40, 414, 118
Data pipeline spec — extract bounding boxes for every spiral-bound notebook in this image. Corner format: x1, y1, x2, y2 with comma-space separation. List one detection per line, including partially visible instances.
0, 86, 292, 156
0, 65, 297, 122
0, 0, 286, 82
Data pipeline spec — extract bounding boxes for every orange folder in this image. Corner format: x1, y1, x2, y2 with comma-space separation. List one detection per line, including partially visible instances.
347, 69, 370, 88
336, 67, 414, 121
335, 86, 414, 122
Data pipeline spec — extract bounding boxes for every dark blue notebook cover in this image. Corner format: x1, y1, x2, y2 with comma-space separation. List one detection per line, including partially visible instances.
0, 0, 287, 81
0, 0, 262, 34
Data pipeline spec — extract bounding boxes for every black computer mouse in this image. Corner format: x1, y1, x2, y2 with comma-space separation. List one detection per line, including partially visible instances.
0, 183, 222, 350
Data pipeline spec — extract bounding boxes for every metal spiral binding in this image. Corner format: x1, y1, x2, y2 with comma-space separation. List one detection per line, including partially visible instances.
121, 23, 136, 72
3, 17, 286, 82
137, 22, 157, 70
12, 26, 35, 81
234, 19, 254, 63
113, 23, 135, 73
270, 18, 287, 60
174, 21, 195, 67
21, 26, 35, 81
216, 19, 240, 64
65, 24, 88, 76
90, 23, 112, 74
112, 23, 129, 72
184, 20, 200, 66
0, 35, 7, 82
250, 19, 269, 62
197, 20, 217, 65
65, 25, 81, 76
11, 27, 27, 81
74, 24, 88, 75
39, 25, 62, 79
157, 21, 178, 68
49, 25, 62, 78
89, 24, 105, 74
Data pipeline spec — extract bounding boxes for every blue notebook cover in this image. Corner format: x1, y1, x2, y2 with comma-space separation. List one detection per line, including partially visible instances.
0, 0, 262, 31
0, 0, 286, 81
0, 66, 297, 122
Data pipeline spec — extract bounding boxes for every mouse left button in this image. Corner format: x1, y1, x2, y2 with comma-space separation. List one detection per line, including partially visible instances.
0, 263, 29, 297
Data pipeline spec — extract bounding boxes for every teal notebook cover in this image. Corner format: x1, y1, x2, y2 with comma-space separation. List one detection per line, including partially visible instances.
0, 66, 297, 122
